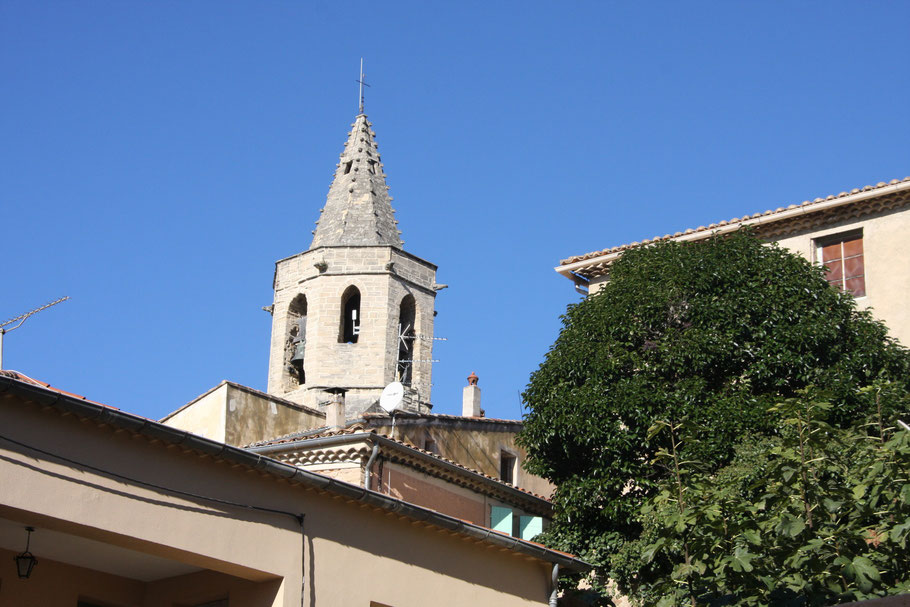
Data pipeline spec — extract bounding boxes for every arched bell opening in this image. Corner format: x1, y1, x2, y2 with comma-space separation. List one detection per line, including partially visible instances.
397, 294, 416, 385
286, 295, 308, 386
340, 286, 361, 344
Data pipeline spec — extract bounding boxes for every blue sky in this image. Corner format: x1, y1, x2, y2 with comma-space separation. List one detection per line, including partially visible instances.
2, 1, 908, 422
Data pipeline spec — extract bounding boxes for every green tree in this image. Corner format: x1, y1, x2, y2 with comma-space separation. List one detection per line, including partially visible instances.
517, 232, 910, 601
627, 388, 910, 606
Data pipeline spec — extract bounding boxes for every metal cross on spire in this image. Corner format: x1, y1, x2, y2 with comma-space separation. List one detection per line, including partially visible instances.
356, 58, 370, 114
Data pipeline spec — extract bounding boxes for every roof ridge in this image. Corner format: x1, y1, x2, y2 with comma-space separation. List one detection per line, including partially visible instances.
362, 411, 524, 425
560, 176, 910, 266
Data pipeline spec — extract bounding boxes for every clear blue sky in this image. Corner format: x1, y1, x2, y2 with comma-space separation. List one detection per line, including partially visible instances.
3, 1, 908, 422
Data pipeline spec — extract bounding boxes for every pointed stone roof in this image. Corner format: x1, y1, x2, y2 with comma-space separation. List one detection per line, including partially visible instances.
311, 113, 403, 248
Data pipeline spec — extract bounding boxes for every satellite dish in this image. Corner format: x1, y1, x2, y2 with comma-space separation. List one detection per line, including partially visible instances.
380, 381, 404, 413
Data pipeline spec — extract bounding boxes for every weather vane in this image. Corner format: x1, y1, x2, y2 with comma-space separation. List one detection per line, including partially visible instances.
356, 58, 370, 114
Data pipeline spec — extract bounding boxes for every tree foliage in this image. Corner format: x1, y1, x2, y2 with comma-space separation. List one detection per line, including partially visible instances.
517, 232, 910, 603
623, 387, 910, 606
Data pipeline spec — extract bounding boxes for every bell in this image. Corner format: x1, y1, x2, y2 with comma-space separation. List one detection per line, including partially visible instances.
290, 343, 305, 364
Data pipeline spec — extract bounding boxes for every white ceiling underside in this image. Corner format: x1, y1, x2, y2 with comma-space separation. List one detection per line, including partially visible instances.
0, 517, 202, 582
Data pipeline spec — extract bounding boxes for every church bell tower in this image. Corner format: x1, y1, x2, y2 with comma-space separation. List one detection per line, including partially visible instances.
266, 109, 439, 417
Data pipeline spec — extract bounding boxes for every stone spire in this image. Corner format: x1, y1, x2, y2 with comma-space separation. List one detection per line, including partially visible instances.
311, 114, 403, 248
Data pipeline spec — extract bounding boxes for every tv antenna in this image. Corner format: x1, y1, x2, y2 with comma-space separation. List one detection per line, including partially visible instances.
397, 324, 446, 364
0, 296, 70, 370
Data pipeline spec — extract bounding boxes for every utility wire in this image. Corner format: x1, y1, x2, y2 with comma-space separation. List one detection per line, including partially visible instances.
0, 432, 301, 522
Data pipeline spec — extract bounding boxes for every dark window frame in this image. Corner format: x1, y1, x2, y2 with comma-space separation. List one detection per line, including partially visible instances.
815, 229, 865, 297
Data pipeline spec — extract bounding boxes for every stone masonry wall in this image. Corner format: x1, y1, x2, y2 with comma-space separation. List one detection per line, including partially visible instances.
267, 245, 437, 416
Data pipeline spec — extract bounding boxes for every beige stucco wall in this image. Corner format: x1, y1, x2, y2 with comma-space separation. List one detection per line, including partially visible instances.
2, 398, 556, 607
161, 383, 227, 442
587, 208, 910, 346
774, 209, 910, 346
162, 383, 326, 447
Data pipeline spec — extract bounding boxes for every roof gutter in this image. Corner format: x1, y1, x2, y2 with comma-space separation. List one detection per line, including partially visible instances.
556, 179, 910, 280
249, 433, 553, 512
0, 374, 587, 572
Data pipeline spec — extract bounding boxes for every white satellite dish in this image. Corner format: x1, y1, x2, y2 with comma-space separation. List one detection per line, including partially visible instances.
380, 381, 404, 413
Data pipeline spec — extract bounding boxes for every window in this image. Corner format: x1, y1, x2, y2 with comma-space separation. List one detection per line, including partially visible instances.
286, 295, 307, 385
499, 450, 516, 485
340, 286, 361, 343
343, 160, 353, 174
397, 295, 416, 384
491, 505, 513, 534
816, 231, 865, 297
519, 515, 544, 540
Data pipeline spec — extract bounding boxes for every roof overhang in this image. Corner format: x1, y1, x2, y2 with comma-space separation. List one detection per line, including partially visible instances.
249, 432, 553, 514
557, 177, 910, 282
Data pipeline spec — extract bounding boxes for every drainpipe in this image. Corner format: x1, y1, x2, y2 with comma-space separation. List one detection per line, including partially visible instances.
549, 563, 559, 607
363, 443, 380, 490
297, 514, 306, 607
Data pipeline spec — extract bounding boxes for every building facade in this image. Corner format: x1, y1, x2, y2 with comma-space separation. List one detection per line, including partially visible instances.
0, 371, 587, 607
557, 177, 910, 345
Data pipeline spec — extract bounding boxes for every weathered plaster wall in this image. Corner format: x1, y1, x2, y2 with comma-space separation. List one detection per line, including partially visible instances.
371, 421, 555, 499
224, 384, 324, 446
162, 383, 326, 447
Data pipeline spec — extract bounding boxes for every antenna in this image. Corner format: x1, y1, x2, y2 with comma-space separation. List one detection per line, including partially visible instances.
0, 296, 70, 370
380, 380, 405, 439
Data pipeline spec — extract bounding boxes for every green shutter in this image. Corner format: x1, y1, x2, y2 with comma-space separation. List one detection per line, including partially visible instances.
519, 516, 543, 540
491, 506, 513, 534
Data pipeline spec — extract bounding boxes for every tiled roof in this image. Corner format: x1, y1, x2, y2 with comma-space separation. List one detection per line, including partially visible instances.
560, 176, 910, 268
0, 370, 116, 410
246, 423, 367, 448
250, 426, 551, 503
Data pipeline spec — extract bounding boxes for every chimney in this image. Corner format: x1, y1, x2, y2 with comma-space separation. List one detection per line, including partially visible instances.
462, 372, 482, 417
326, 390, 346, 430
